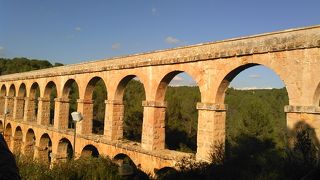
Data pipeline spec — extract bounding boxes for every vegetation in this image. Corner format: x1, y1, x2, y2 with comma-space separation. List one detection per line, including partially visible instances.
16, 156, 122, 180
158, 124, 320, 180
0, 57, 62, 75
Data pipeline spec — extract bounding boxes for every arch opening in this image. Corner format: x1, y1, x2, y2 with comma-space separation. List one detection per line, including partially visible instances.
156, 71, 200, 153
24, 129, 36, 158
4, 123, 12, 148
113, 153, 136, 168
80, 144, 99, 158
43, 81, 57, 126
0, 85, 6, 116
216, 64, 289, 165
62, 79, 79, 129
16, 83, 27, 120
27, 83, 40, 122
13, 126, 23, 155
116, 75, 146, 142
6, 84, 16, 118
84, 77, 107, 135
57, 138, 73, 162
38, 133, 52, 164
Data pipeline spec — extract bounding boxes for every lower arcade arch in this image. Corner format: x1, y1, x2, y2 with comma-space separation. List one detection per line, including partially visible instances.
38, 133, 52, 164
24, 129, 36, 158
80, 144, 99, 158
113, 153, 137, 168
56, 138, 73, 162
4, 123, 12, 148
13, 126, 23, 154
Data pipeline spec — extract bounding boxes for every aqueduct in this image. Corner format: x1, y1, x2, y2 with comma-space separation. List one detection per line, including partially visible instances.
1, 25, 320, 173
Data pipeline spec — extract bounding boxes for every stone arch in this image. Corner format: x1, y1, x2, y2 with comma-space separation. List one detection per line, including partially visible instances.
38, 133, 52, 164
15, 83, 27, 120
13, 126, 23, 154
56, 138, 73, 162
114, 75, 143, 101
155, 167, 177, 179
6, 84, 16, 118
26, 82, 40, 122
202, 63, 290, 161
80, 144, 99, 158
113, 153, 137, 168
24, 128, 36, 158
8, 84, 16, 97
4, 123, 12, 149
214, 63, 290, 104
61, 79, 79, 129
0, 85, 6, 116
153, 71, 201, 152
0, 84, 6, 96
83, 76, 107, 134
40, 81, 57, 126
114, 75, 146, 142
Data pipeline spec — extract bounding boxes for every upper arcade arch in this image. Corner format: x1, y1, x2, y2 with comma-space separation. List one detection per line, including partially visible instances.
212, 59, 295, 105
39, 81, 57, 126
0, 85, 6, 116
154, 69, 202, 102
25, 82, 40, 122
14, 83, 27, 120
79, 76, 108, 134
6, 84, 16, 118
57, 78, 80, 129
0, 84, 6, 96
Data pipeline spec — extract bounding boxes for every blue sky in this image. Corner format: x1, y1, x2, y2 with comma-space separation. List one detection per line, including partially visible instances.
1, 0, 319, 88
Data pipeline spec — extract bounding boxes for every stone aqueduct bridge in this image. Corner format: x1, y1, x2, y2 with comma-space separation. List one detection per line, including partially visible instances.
1, 25, 320, 173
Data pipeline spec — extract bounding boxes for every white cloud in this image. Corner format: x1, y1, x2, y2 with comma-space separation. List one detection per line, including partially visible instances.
233, 86, 273, 90
248, 74, 261, 78
172, 76, 183, 81
165, 36, 181, 44
0, 46, 4, 51
75, 27, 81, 31
111, 43, 121, 50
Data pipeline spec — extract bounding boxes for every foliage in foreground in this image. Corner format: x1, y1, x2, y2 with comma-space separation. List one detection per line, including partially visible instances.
158, 125, 320, 180
16, 156, 121, 180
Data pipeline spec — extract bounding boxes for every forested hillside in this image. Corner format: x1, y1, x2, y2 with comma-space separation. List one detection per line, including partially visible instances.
0, 57, 63, 75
